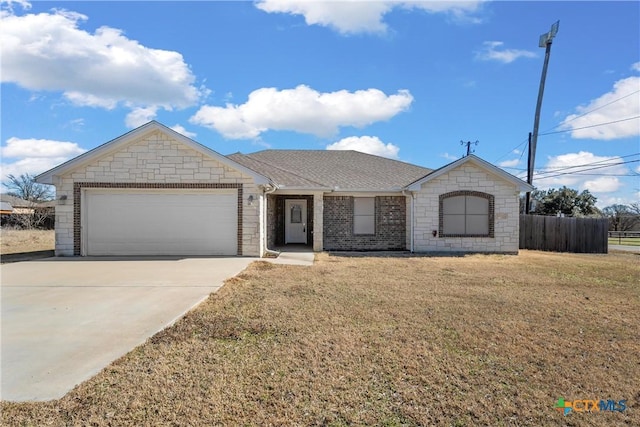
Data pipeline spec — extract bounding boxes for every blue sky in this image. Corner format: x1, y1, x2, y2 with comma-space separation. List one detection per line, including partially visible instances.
1, 0, 639, 207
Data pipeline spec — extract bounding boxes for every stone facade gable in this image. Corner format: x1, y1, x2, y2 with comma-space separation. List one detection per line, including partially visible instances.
412, 162, 520, 253
52, 130, 261, 256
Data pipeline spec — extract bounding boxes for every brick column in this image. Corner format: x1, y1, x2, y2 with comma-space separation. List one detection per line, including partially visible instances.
313, 192, 324, 252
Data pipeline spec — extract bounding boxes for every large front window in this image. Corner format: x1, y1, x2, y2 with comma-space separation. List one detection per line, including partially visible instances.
440, 192, 494, 237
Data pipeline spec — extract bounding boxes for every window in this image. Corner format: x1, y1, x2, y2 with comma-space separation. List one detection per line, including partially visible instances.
440, 192, 494, 237
354, 197, 375, 235
290, 204, 302, 223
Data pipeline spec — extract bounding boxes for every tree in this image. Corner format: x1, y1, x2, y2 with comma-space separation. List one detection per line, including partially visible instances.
531, 186, 599, 217
2, 173, 54, 202
602, 204, 640, 231
2, 174, 54, 229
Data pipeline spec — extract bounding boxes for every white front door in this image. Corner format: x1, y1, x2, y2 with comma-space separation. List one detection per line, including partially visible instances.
285, 199, 307, 244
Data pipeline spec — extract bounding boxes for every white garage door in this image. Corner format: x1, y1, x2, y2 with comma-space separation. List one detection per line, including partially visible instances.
84, 189, 237, 256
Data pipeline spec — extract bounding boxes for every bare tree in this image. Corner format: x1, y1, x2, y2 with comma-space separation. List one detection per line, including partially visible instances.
2, 174, 54, 229
602, 204, 640, 232
3, 173, 54, 202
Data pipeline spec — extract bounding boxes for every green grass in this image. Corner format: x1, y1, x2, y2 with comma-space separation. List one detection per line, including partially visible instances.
608, 237, 640, 246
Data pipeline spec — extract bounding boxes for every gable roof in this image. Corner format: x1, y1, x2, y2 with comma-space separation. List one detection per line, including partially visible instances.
230, 150, 433, 191
35, 121, 270, 185
406, 154, 533, 192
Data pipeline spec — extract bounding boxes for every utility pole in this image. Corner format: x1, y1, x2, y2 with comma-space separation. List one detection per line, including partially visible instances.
527, 20, 559, 213
461, 140, 478, 156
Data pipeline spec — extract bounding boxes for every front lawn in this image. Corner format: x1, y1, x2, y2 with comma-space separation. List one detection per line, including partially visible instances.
2, 251, 639, 426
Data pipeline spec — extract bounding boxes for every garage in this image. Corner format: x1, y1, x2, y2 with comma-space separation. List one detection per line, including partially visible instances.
83, 189, 238, 256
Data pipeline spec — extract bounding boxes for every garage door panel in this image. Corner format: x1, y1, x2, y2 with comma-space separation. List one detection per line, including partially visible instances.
85, 190, 237, 256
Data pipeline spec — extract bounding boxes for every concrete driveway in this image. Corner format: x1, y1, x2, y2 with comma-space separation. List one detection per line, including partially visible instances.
0, 256, 256, 402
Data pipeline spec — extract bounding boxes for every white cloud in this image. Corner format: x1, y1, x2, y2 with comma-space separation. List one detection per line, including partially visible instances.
498, 158, 520, 168
0, 6, 205, 126
475, 41, 537, 64
560, 75, 640, 140
170, 124, 197, 139
0, 0, 31, 14
596, 194, 639, 208
326, 136, 399, 159
0, 137, 86, 178
631, 62, 640, 72
534, 151, 629, 195
255, 0, 483, 35
190, 85, 413, 139
1, 137, 85, 158
125, 107, 158, 129
582, 176, 621, 193
441, 152, 460, 161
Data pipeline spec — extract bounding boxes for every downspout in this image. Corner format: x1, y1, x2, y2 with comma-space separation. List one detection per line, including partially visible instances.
262, 184, 280, 258
403, 190, 415, 253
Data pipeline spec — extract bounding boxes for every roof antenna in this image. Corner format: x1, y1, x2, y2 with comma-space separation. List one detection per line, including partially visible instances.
461, 140, 478, 157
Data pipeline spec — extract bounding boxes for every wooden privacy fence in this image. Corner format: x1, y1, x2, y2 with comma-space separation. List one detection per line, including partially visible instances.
519, 214, 608, 253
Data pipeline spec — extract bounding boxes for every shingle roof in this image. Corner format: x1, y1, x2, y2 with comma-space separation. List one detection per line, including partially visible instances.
0, 194, 31, 207
227, 153, 326, 189
0, 194, 55, 207
228, 150, 432, 191
0, 201, 14, 212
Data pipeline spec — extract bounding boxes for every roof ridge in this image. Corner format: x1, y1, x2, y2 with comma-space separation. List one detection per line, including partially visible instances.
249, 149, 432, 172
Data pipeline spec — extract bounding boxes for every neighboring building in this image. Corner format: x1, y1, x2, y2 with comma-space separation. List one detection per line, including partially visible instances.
0, 194, 37, 214
36, 121, 532, 257
0, 201, 14, 215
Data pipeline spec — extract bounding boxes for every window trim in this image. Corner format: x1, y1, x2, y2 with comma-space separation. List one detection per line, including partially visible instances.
353, 197, 376, 235
439, 191, 494, 238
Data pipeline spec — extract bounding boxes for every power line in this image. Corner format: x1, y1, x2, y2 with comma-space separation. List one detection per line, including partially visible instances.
494, 138, 529, 163
493, 89, 640, 164
539, 115, 640, 136
540, 89, 640, 134
501, 153, 639, 172
532, 159, 639, 180
533, 153, 640, 174
534, 159, 638, 177
503, 168, 638, 177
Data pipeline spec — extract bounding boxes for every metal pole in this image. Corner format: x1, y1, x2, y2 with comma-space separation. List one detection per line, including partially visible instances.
529, 39, 554, 201
525, 132, 532, 213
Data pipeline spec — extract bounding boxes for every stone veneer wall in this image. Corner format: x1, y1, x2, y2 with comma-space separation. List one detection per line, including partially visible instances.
323, 195, 406, 251
412, 163, 520, 253
53, 130, 262, 256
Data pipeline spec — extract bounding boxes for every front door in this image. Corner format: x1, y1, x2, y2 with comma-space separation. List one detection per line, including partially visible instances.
285, 199, 307, 244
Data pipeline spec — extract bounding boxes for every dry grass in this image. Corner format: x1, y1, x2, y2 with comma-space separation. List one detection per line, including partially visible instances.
2, 250, 639, 426
0, 228, 54, 254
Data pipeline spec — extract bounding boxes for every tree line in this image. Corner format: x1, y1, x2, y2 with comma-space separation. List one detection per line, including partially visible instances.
523, 186, 640, 231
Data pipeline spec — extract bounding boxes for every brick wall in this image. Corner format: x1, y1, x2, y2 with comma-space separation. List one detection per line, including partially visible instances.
412, 163, 520, 253
323, 196, 406, 251
53, 129, 262, 256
